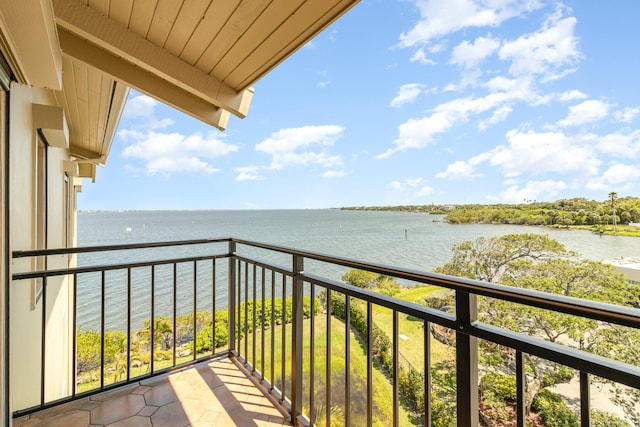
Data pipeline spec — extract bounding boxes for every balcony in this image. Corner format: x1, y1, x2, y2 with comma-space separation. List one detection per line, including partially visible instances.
13, 357, 288, 427
11, 238, 640, 426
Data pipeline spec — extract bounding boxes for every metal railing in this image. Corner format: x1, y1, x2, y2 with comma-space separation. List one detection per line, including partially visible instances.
11, 238, 640, 426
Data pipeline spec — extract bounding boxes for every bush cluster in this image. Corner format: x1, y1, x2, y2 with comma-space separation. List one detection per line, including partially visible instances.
76, 296, 317, 379
329, 294, 427, 418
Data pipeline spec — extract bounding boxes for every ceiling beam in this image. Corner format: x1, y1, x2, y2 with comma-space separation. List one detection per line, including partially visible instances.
69, 144, 102, 162
53, 0, 252, 119
57, 28, 230, 131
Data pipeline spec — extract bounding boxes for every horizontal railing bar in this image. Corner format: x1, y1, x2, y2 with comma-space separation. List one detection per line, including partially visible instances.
13, 237, 640, 331
233, 255, 461, 329
233, 239, 640, 330
307, 270, 640, 388
472, 323, 640, 389
12, 237, 231, 258
12, 254, 229, 280
233, 255, 292, 278
302, 272, 459, 329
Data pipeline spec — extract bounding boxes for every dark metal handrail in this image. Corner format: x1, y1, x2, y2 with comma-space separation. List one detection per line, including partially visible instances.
234, 239, 640, 329
11, 238, 640, 427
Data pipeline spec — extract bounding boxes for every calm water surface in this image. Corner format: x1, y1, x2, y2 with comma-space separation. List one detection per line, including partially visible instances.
77, 210, 640, 330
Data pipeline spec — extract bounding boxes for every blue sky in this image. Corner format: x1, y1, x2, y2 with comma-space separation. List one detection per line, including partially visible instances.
78, 0, 640, 210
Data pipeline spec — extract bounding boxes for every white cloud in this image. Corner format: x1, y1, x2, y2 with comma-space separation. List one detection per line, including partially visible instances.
614, 107, 640, 123
487, 130, 600, 177
497, 179, 567, 203
586, 163, 640, 191
417, 185, 434, 196
556, 100, 610, 127
436, 160, 479, 180
378, 110, 455, 158
410, 48, 436, 64
478, 105, 513, 131
255, 125, 345, 170
450, 36, 500, 68
235, 166, 262, 181
436, 151, 491, 180
498, 11, 580, 79
380, 81, 537, 157
399, 0, 542, 47
322, 170, 347, 178
388, 180, 407, 191
387, 177, 432, 196
120, 131, 238, 176
406, 177, 427, 187
391, 84, 427, 107
121, 94, 173, 130
558, 89, 587, 102
595, 130, 640, 158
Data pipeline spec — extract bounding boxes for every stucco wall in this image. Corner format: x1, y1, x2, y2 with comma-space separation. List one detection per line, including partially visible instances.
9, 83, 74, 411
1, 80, 8, 427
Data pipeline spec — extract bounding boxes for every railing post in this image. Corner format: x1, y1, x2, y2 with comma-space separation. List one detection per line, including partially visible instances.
228, 240, 236, 353
291, 254, 304, 426
456, 290, 479, 427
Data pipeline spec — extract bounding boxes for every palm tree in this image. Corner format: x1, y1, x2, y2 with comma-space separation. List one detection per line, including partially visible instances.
609, 192, 618, 232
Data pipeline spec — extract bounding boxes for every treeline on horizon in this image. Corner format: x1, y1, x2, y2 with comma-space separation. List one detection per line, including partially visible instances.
342, 196, 640, 227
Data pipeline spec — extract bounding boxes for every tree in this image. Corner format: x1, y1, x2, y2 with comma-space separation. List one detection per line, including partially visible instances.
341, 269, 401, 296
435, 234, 640, 424
609, 191, 618, 231
341, 269, 379, 289
433, 233, 570, 283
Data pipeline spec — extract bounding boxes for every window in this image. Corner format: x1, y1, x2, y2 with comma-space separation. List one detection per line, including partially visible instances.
32, 135, 47, 309
64, 173, 69, 248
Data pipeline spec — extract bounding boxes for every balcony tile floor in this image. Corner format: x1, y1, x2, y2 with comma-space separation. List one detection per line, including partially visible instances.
14, 357, 290, 427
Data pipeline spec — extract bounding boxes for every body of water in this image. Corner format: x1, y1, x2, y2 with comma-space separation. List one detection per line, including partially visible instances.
77, 209, 640, 330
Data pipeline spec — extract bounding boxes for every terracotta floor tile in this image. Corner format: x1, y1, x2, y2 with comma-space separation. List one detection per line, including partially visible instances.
149, 401, 189, 427
136, 405, 158, 417
91, 383, 140, 402
12, 417, 40, 427
131, 386, 151, 395
37, 410, 90, 427
21, 357, 287, 427
91, 394, 145, 425
211, 386, 241, 410
28, 399, 88, 420
105, 415, 153, 427
194, 370, 223, 390
143, 382, 179, 406
167, 379, 201, 400
139, 374, 170, 387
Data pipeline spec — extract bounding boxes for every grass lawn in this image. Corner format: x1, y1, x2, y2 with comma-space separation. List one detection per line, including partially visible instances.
372, 285, 455, 370
242, 314, 420, 426
565, 224, 640, 237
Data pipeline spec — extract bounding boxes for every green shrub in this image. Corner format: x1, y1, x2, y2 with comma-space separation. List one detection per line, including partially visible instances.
416, 291, 455, 310
195, 310, 229, 353
590, 410, 631, 427
479, 372, 517, 423
480, 372, 517, 402
532, 389, 579, 427
76, 328, 127, 373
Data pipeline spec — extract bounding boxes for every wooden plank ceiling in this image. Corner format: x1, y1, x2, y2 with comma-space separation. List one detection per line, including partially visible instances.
52, 0, 359, 168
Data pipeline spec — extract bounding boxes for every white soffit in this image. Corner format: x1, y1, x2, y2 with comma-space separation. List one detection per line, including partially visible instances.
52, 0, 360, 131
